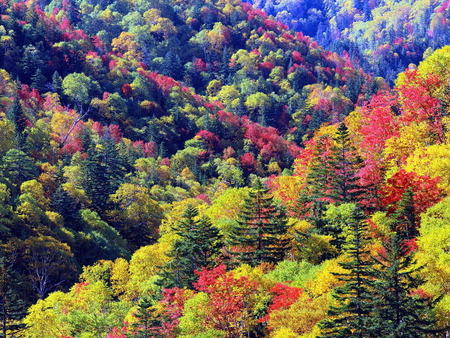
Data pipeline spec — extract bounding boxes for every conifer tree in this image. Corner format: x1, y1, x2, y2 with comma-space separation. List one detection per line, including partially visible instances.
6, 94, 28, 145
228, 178, 290, 267
296, 136, 334, 233
0, 257, 26, 338
51, 71, 62, 93
318, 205, 375, 338
220, 45, 231, 83
82, 134, 128, 213
329, 122, 366, 205
159, 205, 222, 289
368, 233, 441, 338
31, 68, 46, 92
50, 185, 82, 231
162, 51, 183, 80
0, 149, 38, 190
390, 188, 417, 241
297, 124, 368, 256
131, 296, 164, 338
299, 123, 366, 213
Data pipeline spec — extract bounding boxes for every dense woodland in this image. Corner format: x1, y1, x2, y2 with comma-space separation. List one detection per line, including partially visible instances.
0, 0, 449, 336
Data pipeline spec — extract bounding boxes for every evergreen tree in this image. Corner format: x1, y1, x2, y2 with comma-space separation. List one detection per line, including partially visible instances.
19, 45, 42, 80
0, 149, 38, 190
131, 296, 164, 338
0, 183, 14, 241
159, 205, 222, 289
318, 205, 375, 338
390, 188, 417, 241
219, 45, 231, 83
368, 233, 441, 338
0, 257, 26, 338
329, 122, 366, 205
228, 178, 290, 267
50, 185, 82, 231
162, 51, 183, 80
6, 94, 28, 144
81, 135, 128, 213
31, 68, 46, 92
51, 71, 63, 93
297, 124, 368, 254
296, 136, 334, 233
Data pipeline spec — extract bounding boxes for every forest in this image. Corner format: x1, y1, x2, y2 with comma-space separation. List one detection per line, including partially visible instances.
0, 0, 449, 336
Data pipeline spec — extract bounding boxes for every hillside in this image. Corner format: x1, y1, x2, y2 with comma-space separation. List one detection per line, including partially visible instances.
0, 0, 449, 337
256, 0, 450, 83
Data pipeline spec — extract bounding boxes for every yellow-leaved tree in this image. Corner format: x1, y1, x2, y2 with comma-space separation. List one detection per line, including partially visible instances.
416, 198, 450, 332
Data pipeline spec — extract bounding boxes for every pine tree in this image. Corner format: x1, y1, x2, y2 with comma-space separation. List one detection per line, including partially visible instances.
297, 124, 369, 256
31, 68, 46, 92
162, 51, 183, 80
318, 205, 375, 338
51, 71, 63, 93
329, 122, 366, 205
81, 134, 128, 213
50, 185, 82, 231
6, 94, 28, 144
0, 257, 26, 338
228, 178, 290, 267
390, 188, 417, 241
368, 233, 441, 338
0, 149, 38, 190
159, 205, 222, 289
296, 136, 334, 233
131, 296, 165, 338
219, 45, 231, 83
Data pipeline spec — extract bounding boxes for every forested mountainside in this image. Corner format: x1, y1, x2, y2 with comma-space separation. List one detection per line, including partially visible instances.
0, 0, 449, 336
254, 0, 450, 83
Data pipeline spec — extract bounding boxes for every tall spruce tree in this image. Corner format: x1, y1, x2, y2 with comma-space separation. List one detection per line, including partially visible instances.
0, 149, 38, 191
0, 257, 26, 338
159, 205, 222, 289
390, 188, 417, 241
81, 134, 128, 213
297, 123, 369, 258
6, 94, 28, 147
368, 233, 441, 338
296, 136, 334, 233
329, 122, 366, 205
131, 296, 165, 338
298, 123, 367, 224
228, 178, 290, 267
318, 205, 375, 338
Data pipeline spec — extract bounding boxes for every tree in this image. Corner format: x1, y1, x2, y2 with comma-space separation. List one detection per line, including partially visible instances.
76, 209, 128, 267
0, 119, 15, 158
62, 72, 100, 105
0, 183, 16, 241
389, 188, 417, 241
31, 68, 46, 92
193, 264, 260, 337
50, 184, 82, 231
130, 296, 165, 338
162, 51, 183, 80
6, 94, 28, 139
369, 233, 442, 338
22, 236, 77, 299
0, 148, 38, 191
228, 178, 290, 266
159, 205, 222, 289
0, 256, 26, 338
330, 122, 366, 205
318, 205, 375, 338
81, 134, 129, 213
107, 183, 164, 252
296, 136, 334, 233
